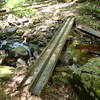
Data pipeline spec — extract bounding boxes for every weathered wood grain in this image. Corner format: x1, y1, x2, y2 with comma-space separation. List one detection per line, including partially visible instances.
77, 25, 100, 38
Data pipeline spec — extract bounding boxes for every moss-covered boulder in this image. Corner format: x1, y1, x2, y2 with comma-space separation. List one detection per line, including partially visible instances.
71, 57, 100, 99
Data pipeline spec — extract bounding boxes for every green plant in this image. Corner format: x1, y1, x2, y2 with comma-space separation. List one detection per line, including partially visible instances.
72, 57, 100, 99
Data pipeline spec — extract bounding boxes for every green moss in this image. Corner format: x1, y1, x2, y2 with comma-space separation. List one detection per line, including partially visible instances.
67, 40, 91, 66
73, 57, 100, 99
0, 66, 15, 82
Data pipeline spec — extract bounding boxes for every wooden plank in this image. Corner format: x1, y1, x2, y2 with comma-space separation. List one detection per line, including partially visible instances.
18, 16, 70, 88
29, 17, 75, 96
76, 25, 100, 38
25, 17, 71, 87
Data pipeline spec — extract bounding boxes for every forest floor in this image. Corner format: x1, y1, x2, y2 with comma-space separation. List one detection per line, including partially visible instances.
0, 0, 100, 100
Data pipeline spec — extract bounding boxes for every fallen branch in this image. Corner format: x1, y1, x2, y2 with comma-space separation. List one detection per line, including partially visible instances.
76, 25, 100, 38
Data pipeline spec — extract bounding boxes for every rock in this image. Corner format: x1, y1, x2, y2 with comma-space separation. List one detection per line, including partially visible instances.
0, 40, 7, 48
3, 27, 18, 34
33, 51, 39, 59
11, 45, 29, 58
1, 57, 17, 66
7, 14, 16, 24
0, 65, 15, 81
0, 50, 7, 64
22, 29, 32, 38
16, 58, 27, 67
21, 16, 29, 24
0, 40, 33, 67
16, 29, 25, 36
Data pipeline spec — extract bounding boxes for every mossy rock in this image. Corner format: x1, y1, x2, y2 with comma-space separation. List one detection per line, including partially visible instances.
72, 57, 100, 99
0, 66, 15, 81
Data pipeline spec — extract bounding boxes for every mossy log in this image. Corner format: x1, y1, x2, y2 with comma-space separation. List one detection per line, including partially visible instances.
18, 17, 75, 95
29, 17, 75, 95
18, 16, 70, 88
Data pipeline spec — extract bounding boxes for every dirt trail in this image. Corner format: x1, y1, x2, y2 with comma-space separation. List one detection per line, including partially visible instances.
35, 1, 79, 15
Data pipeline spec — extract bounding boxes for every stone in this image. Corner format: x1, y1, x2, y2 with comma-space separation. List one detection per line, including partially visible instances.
16, 29, 25, 36
3, 27, 18, 34
0, 65, 15, 81
16, 58, 27, 67
0, 50, 7, 64
11, 45, 29, 57
1, 57, 17, 66
0, 40, 33, 67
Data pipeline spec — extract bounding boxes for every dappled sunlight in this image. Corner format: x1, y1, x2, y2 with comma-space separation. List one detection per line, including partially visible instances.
6, 0, 26, 7
41, 1, 76, 12
0, 66, 15, 81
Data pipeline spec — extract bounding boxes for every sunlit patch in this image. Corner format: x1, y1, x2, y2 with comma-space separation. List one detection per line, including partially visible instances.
41, 2, 75, 12
6, 0, 26, 7
0, 66, 15, 80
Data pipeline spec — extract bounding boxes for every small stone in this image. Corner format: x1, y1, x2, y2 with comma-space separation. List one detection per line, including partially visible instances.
11, 45, 29, 57
11, 91, 20, 97
4, 27, 18, 34
16, 29, 25, 36
16, 58, 26, 67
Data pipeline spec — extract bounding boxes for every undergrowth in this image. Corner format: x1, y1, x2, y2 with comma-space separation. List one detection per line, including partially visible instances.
13, 7, 37, 16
